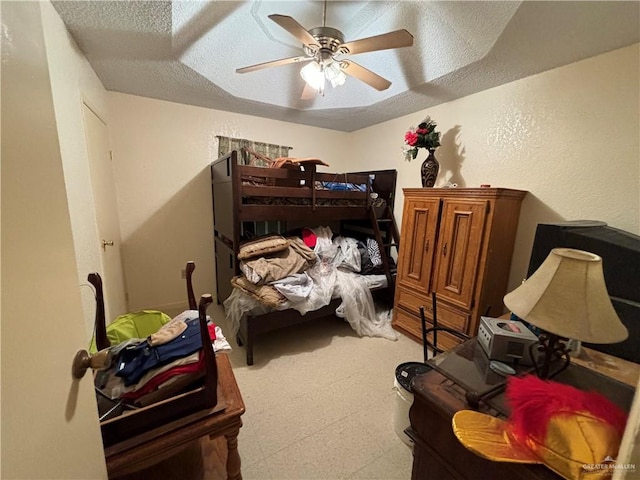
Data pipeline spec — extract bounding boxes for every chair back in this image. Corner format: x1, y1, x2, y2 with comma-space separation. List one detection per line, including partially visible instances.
420, 292, 470, 358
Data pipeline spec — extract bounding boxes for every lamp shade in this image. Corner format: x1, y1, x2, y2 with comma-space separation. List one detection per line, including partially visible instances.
504, 248, 628, 344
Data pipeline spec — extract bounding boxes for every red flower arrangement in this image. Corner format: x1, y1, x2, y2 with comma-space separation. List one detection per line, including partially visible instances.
403, 117, 441, 161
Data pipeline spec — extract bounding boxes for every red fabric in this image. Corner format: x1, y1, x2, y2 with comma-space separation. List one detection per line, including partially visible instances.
505, 375, 628, 442
301, 228, 317, 248
122, 323, 217, 400
208, 323, 217, 340
122, 355, 204, 400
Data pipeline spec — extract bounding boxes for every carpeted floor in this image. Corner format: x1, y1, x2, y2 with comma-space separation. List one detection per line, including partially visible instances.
215, 303, 425, 479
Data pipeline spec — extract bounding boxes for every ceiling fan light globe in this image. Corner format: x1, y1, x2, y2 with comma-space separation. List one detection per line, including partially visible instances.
325, 62, 346, 87
324, 62, 339, 79
330, 71, 346, 88
300, 62, 325, 91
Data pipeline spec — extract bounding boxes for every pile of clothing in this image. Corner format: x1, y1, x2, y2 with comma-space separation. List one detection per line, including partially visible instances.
94, 309, 231, 415
230, 234, 317, 308
225, 226, 398, 341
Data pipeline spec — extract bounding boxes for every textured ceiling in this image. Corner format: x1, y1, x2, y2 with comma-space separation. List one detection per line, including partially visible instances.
52, 1, 639, 132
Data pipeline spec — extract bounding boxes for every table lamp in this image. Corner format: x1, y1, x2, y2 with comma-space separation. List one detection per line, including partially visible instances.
503, 248, 628, 378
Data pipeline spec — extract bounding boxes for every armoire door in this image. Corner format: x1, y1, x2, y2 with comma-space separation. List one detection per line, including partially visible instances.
434, 199, 488, 309
397, 197, 440, 294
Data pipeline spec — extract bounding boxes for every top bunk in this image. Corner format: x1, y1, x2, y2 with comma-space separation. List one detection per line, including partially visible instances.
210, 150, 397, 228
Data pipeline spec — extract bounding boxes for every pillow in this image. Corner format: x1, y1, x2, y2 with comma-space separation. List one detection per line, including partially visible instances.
237, 235, 290, 260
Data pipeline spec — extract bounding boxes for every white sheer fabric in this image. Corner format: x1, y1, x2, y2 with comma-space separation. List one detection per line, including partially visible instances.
224, 227, 397, 341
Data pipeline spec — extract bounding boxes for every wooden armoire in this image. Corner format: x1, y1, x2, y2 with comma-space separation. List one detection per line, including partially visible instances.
393, 187, 527, 350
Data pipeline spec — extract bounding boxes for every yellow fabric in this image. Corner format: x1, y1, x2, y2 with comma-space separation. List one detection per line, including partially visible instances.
452, 411, 540, 464
526, 413, 622, 480
89, 310, 171, 353
452, 410, 623, 480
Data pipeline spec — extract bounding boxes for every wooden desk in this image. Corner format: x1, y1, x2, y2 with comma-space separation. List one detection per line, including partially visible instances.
408, 368, 560, 480
407, 340, 638, 480
105, 354, 245, 479
572, 346, 640, 387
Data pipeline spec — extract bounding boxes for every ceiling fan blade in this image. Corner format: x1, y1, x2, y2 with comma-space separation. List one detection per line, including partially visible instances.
236, 56, 312, 74
268, 14, 319, 48
339, 29, 413, 55
301, 82, 317, 100
341, 61, 391, 91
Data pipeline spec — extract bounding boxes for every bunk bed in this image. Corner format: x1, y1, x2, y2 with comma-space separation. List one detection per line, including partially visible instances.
211, 150, 399, 365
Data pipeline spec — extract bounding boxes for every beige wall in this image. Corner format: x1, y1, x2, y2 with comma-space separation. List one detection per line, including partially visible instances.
41, 0, 113, 337
109, 44, 639, 310
350, 43, 640, 293
1, 1, 107, 478
108, 95, 351, 312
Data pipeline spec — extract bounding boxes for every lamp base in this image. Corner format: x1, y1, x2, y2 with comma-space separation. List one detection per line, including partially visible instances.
531, 332, 571, 379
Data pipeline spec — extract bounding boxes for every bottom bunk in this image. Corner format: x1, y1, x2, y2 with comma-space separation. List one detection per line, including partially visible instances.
227, 279, 395, 366
240, 299, 343, 366
223, 227, 398, 365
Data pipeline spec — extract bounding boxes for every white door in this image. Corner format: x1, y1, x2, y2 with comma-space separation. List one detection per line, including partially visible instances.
83, 103, 128, 320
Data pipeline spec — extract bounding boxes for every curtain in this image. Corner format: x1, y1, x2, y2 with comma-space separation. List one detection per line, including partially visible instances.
216, 136, 292, 167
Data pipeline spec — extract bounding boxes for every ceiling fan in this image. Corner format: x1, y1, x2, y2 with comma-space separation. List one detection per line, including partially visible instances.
236, 1, 414, 96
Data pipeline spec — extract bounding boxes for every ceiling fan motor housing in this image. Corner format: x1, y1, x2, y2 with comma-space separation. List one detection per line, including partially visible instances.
307, 26, 346, 61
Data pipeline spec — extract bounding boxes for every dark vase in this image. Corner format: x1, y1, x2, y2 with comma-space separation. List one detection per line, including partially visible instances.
421, 148, 439, 188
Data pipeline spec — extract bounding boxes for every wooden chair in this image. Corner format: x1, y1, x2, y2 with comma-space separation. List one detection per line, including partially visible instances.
88, 262, 245, 479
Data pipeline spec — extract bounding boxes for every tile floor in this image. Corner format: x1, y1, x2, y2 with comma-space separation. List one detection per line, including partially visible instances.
213, 303, 425, 480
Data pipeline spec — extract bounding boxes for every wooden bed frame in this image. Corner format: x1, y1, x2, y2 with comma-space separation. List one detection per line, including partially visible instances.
211, 150, 398, 365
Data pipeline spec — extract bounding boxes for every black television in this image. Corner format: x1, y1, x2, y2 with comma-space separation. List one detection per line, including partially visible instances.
527, 221, 640, 363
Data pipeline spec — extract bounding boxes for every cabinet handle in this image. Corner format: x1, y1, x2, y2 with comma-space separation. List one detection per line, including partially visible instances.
442, 243, 447, 256
424, 240, 430, 252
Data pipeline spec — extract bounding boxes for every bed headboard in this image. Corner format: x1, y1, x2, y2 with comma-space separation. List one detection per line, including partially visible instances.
354, 169, 397, 209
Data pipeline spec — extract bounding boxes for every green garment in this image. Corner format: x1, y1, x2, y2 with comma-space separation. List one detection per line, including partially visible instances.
89, 310, 171, 353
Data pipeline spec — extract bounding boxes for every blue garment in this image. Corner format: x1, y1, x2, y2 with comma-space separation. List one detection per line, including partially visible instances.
320, 182, 366, 192
115, 316, 203, 386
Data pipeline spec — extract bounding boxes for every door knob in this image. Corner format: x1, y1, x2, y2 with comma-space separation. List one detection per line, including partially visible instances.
102, 239, 114, 250
71, 348, 113, 379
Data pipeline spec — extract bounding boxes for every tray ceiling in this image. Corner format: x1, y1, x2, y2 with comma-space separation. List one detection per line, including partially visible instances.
52, 1, 639, 132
